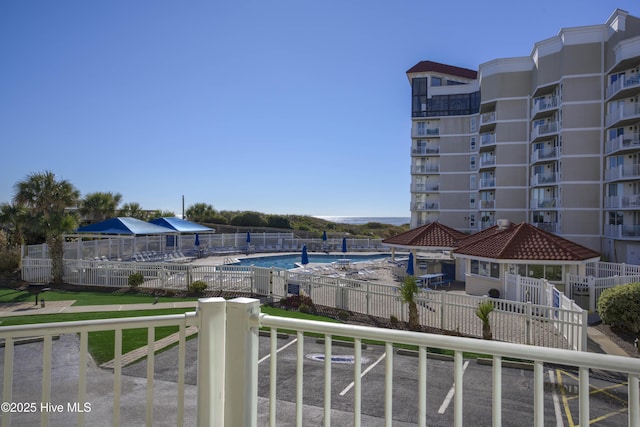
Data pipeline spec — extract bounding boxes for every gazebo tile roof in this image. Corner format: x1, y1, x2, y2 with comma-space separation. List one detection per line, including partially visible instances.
382, 222, 468, 248
453, 222, 600, 261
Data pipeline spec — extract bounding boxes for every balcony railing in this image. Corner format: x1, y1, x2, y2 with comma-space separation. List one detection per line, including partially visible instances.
412, 146, 440, 156
605, 134, 640, 154
531, 121, 559, 140
2, 298, 638, 426
605, 195, 640, 209
530, 198, 559, 208
605, 164, 640, 181
606, 73, 640, 99
605, 223, 640, 238
480, 220, 495, 229
479, 156, 496, 168
412, 165, 439, 174
531, 95, 559, 117
479, 178, 496, 188
531, 146, 559, 163
412, 128, 440, 138
480, 111, 496, 126
606, 103, 640, 127
412, 201, 440, 211
531, 173, 558, 186
480, 200, 495, 209
412, 183, 440, 192
480, 133, 496, 146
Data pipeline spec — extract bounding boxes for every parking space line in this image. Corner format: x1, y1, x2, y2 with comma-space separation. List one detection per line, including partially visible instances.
258, 338, 297, 364
548, 369, 565, 427
339, 352, 386, 396
437, 360, 469, 414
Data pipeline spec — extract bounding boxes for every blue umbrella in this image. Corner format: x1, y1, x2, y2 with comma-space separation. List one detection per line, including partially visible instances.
301, 244, 309, 266
341, 237, 347, 257
406, 253, 415, 276
246, 232, 251, 243
322, 231, 327, 241
194, 233, 200, 247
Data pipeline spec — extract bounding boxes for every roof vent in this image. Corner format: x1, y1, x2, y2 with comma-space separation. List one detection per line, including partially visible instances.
496, 219, 511, 230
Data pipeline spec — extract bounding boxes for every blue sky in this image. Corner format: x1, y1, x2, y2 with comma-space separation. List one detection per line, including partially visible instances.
1, 1, 638, 217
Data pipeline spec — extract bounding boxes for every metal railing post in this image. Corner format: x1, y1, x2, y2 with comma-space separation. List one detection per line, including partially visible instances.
197, 297, 227, 427
225, 298, 260, 427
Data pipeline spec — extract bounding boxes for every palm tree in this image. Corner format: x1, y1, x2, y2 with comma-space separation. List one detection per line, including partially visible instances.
79, 192, 122, 223
476, 300, 494, 340
118, 202, 146, 220
0, 202, 28, 248
398, 275, 420, 331
185, 203, 216, 222
13, 171, 80, 284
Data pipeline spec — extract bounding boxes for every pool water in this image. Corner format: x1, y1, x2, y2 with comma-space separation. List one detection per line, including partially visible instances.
235, 253, 391, 269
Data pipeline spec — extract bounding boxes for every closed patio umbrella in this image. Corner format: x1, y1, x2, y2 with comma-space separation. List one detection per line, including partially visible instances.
406, 252, 415, 276
301, 244, 309, 267
194, 233, 200, 247
342, 237, 347, 258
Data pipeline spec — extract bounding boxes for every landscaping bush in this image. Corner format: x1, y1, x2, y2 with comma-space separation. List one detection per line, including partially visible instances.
598, 282, 640, 333
0, 247, 20, 273
390, 315, 399, 326
337, 310, 350, 321
188, 280, 207, 294
128, 272, 144, 288
299, 303, 310, 313
281, 294, 314, 311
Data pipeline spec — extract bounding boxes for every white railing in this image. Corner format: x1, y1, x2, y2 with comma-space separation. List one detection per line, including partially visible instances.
2, 298, 638, 426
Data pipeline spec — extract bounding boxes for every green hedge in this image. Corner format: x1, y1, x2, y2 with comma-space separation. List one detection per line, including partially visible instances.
597, 282, 640, 333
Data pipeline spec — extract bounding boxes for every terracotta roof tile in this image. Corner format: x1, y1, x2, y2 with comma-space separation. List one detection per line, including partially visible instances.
382, 222, 468, 249
453, 222, 600, 261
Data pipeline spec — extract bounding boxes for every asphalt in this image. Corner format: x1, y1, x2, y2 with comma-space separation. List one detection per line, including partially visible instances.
0, 301, 633, 426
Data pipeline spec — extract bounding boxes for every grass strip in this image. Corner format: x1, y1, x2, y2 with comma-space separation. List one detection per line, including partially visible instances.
0, 288, 197, 306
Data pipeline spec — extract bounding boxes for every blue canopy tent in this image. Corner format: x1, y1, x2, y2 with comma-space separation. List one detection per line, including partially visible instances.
149, 217, 214, 252
77, 217, 173, 235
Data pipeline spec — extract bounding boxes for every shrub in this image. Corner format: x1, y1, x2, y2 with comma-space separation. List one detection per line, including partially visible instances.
390, 315, 399, 326
0, 247, 20, 273
282, 295, 314, 310
299, 303, 310, 313
598, 282, 640, 333
337, 310, 350, 321
128, 272, 144, 288
189, 280, 207, 294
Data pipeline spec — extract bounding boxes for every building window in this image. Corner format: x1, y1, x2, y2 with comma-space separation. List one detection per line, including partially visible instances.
470, 136, 476, 151
470, 117, 477, 132
431, 76, 442, 87
471, 260, 500, 278
470, 175, 476, 190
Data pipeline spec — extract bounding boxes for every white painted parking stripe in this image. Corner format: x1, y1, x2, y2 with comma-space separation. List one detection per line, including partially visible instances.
258, 338, 298, 364
437, 360, 469, 414
339, 352, 386, 396
548, 369, 565, 427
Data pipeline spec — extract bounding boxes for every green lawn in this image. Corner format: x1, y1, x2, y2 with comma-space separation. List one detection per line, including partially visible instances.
0, 288, 198, 306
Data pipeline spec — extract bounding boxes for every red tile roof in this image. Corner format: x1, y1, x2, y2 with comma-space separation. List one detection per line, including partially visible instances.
406, 60, 477, 80
382, 222, 468, 249
453, 222, 600, 261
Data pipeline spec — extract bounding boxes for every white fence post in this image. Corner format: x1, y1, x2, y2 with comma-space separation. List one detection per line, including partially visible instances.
197, 297, 227, 427
588, 277, 596, 312
225, 298, 260, 427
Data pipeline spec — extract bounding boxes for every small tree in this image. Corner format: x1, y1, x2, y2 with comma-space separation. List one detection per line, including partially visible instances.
128, 272, 144, 288
398, 275, 420, 331
598, 282, 640, 333
476, 300, 494, 340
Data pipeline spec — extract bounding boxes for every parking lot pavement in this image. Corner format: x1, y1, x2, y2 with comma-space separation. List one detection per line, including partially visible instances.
3, 332, 632, 426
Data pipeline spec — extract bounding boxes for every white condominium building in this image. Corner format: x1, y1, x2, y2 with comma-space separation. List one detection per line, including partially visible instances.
407, 8, 640, 263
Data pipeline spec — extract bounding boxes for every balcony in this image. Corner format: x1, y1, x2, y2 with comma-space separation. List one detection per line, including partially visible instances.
412, 145, 440, 156
605, 164, 640, 181
531, 146, 560, 164
480, 132, 496, 146
411, 183, 440, 193
534, 222, 561, 233
605, 223, 640, 238
479, 111, 496, 131
480, 220, 495, 229
605, 134, 640, 155
530, 198, 559, 209
606, 103, 640, 128
479, 178, 496, 189
531, 95, 559, 119
530, 121, 559, 142
531, 173, 558, 186
605, 195, 640, 209
5, 298, 638, 426
412, 201, 440, 211
606, 73, 640, 101
412, 127, 440, 138
480, 200, 495, 209
479, 156, 496, 168
412, 164, 439, 174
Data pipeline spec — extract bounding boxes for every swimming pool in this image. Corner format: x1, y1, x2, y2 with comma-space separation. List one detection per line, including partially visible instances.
235, 253, 391, 269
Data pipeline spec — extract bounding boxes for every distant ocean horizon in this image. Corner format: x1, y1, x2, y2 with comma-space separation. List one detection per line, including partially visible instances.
315, 216, 410, 226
